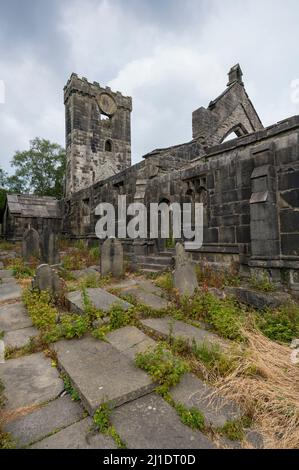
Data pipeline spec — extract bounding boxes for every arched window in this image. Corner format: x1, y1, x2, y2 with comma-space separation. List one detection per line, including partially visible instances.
105, 140, 112, 152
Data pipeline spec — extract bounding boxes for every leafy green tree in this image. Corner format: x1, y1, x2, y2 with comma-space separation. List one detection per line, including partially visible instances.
7, 137, 66, 198
0, 167, 8, 212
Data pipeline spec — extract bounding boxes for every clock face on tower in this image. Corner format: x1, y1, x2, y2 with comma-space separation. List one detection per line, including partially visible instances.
97, 93, 117, 117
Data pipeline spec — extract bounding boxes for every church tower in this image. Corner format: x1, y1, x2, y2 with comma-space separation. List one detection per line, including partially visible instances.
64, 73, 132, 196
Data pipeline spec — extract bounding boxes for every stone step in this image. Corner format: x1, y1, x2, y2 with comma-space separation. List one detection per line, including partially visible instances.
4, 326, 38, 350
140, 267, 163, 274
106, 326, 156, 360
0, 281, 22, 304
170, 373, 242, 428
0, 352, 64, 412
141, 317, 228, 350
67, 288, 132, 315
111, 393, 215, 449
54, 336, 156, 415
136, 256, 173, 266
4, 395, 84, 448
122, 286, 169, 309
159, 251, 175, 257
30, 417, 116, 449
0, 302, 33, 332
139, 263, 170, 271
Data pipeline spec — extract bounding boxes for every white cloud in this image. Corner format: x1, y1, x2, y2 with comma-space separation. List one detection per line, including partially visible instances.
0, 56, 64, 172
1, 0, 299, 172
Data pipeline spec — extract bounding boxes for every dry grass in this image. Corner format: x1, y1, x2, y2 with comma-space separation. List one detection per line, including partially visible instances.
213, 328, 299, 448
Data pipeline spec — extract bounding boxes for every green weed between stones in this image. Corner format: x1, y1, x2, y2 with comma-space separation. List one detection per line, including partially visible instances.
178, 291, 244, 341
174, 402, 205, 431
23, 289, 90, 344
217, 417, 252, 441
135, 343, 189, 393
93, 404, 126, 449
61, 373, 80, 401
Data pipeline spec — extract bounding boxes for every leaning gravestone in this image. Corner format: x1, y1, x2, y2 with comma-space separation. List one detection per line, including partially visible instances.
100, 238, 123, 277
41, 226, 60, 265
173, 242, 198, 296
32, 264, 63, 296
22, 227, 41, 261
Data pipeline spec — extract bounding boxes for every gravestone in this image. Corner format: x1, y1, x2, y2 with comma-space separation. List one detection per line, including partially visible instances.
100, 237, 123, 277
41, 227, 60, 265
22, 227, 41, 261
32, 264, 64, 295
173, 242, 198, 296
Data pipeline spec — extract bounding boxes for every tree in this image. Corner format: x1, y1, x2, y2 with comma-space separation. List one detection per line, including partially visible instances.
0, 167, 8, 212
7, 137, 66, 198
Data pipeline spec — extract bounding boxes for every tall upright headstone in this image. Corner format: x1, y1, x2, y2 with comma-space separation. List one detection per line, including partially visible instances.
22, 227, 41, 261
41, 226, 60, 265
173, 242, 198, 296
100, 238, 124, 278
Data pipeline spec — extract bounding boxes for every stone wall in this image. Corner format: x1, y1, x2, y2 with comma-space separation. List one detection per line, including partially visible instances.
62, 115, 299, 287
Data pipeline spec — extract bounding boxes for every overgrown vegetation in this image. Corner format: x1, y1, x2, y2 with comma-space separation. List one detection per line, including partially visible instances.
9, 257, 36, 279
178, 291, 244, 341
174, 402, 205, 431
217, 419, 246, 441
61, 240, 100, 270
249, 273, 276, 293
155, 272, 174, 293
61, 373, 80, 401
196, 264, 240, 289
0, 240, 15, 251
255, 303, 299, 343
23, 289, 90, 343
135, 343, 189, 395
93, 404, 126, 448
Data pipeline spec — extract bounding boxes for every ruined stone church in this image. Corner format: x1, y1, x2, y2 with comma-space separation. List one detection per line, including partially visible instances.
3, 64, 299, 290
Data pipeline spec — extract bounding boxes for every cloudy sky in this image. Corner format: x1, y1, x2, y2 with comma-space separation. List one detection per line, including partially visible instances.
1, 0, 299, 172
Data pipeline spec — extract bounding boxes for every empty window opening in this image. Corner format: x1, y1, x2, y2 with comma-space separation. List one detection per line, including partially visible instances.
105, 140, 112, 152
222, 131, 238, 143
100, 113, 110, 121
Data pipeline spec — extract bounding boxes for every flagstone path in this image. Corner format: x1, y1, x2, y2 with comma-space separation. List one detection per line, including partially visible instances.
0, 263, 263, 449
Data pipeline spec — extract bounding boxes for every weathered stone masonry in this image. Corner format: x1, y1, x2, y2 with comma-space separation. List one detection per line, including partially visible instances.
61, 65, 299, 289
3, 64, 299, 290
64, 73, 132, 196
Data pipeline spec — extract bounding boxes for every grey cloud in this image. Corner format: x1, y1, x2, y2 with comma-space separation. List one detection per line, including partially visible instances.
0, 0, 299, 173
